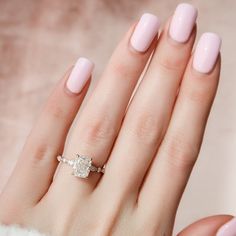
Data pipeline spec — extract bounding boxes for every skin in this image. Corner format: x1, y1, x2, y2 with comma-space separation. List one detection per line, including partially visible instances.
179, 215, 234, 236
0, 12, 224, 236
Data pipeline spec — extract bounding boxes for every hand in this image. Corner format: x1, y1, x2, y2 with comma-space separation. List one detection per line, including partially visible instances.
0, 3, 221, 236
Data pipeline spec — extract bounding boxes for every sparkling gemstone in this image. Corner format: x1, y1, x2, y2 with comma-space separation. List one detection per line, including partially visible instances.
72, 155, 92, 178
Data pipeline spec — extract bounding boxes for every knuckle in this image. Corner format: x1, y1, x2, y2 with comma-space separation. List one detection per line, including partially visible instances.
81, 115, 117, 144
163, 132, 198, 172
31, 145, 52, 164
157, 55, 184, 73
127, 113, 162, 145
23, 140, 56, 167
44, 97, 66, 120
111, 60, 141, 79
184, 85, 213, 103
185, 89, 209, 103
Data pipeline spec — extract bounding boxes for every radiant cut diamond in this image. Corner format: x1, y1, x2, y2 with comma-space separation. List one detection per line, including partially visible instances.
72, 155, 92, 178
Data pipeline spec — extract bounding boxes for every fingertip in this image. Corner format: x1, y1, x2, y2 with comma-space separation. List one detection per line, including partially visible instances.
178, 215, 234, 236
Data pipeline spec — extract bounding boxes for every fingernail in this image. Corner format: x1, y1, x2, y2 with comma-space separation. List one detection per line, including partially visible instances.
169, 3, 197, 43
193, 32, 221, 73
130, 13, 160, 52
66, 57, 94, 94
216, 217, 236, 236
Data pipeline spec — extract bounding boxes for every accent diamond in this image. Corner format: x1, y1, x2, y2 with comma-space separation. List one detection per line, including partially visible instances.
72, 155, 92, 178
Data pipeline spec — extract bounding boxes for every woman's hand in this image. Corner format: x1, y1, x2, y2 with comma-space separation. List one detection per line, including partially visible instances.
0, 3, 222, 236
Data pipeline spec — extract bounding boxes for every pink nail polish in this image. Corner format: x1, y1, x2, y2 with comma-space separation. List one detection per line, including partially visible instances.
169, 3, 197, 43
130, 13, 160, 52
217, 217, 236, 236
193, 32, 221, 73
66, 57, 94, 94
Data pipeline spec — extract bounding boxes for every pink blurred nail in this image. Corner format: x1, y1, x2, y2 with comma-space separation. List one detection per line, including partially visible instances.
169, 3, 197, 43
130, 13, 160, 52
217, 217, 236, 236
66, 57, 94, 94
193, 32, 221, 73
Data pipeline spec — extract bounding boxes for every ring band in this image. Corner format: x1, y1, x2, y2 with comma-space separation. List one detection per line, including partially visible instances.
57, 154, 105, 178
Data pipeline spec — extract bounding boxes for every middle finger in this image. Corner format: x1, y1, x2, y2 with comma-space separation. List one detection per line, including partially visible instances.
98, 4, 197, 200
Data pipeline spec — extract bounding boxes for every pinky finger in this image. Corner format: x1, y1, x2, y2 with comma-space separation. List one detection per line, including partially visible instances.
0, 57, 94, 208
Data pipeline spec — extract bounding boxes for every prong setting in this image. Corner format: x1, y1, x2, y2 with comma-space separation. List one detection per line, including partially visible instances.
57, 154, 105, 178
72, 155, 92, 178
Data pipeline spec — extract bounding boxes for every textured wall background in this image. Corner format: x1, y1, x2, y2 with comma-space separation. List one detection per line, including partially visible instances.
0, 0, 236, 233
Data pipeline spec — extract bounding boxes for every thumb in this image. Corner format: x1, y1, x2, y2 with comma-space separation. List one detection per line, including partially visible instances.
177, 215, 234, 236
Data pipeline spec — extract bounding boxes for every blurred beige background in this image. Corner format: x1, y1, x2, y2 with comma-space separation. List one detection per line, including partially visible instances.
0, 0, 235, 233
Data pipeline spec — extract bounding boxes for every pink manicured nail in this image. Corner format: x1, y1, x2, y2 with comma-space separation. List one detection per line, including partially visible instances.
169, 3, 197, 43
216, 217, 236, 236
130, 13, 160, 52
193, 32, 221, 73
66, 57, 94, 94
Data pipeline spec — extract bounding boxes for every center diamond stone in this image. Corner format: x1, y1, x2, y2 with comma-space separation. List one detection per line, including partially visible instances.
72, 155, 92, 178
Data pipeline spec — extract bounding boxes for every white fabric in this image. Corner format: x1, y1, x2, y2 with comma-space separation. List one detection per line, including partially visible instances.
0, 225, 46, 236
